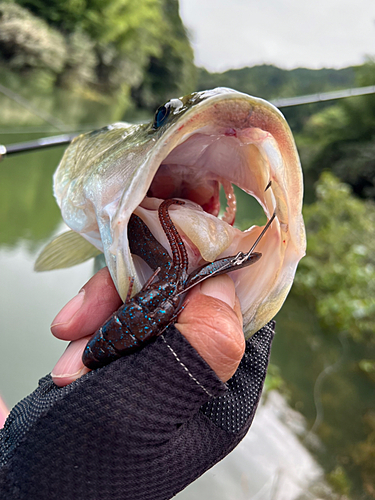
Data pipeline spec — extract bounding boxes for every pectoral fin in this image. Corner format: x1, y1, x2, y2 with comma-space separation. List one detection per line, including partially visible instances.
35, 230, 102, 271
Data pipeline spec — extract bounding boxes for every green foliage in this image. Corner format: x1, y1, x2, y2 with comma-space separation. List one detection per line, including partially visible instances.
0, 2, 67, 74
9, 0, 164, 93
197, 65, 355, 102
294, 172, 375, 341
15, 0, 91, 33
359, 359, 375, 385
355, 57, 375, 87
3, 0, 195, 112
326, 465, 352, 496
352, 412, 375, 497
327, 141, 375, 200
130, 0, 196, 110
264, 364, 286, 393
297, 61, 375, 200
16, 0, 162, 45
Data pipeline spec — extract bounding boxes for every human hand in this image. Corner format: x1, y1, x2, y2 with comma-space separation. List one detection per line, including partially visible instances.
50, 267, 245, 386
1, 267, 274, 500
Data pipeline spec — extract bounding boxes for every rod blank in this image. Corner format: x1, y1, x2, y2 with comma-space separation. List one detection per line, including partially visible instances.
0, 133, 78, 160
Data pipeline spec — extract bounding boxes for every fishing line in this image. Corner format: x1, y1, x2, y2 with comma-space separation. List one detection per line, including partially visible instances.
304, 332, 348, 441
0, 83, 67, 132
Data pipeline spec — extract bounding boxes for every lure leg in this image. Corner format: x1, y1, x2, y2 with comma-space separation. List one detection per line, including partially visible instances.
155, 299, 189, 336
183, 252, 262, 292
125, 277, 135, 303
128, 214, 173, 279
182, 211, 276, 293
141, 267, 161, 290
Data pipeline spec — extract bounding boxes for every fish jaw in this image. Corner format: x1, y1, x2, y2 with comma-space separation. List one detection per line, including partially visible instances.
53, 88, 306, 338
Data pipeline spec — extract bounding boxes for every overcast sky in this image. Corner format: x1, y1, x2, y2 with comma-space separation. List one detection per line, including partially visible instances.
179, 0, 375, 72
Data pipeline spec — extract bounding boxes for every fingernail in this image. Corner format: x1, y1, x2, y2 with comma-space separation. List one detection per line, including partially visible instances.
52, 366, 89, 387
51, 289, 85, 328
200, 275, 236, 309
51, 338, 91, 387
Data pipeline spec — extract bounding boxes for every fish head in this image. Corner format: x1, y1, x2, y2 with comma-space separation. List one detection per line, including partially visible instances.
53, 88, 306, 338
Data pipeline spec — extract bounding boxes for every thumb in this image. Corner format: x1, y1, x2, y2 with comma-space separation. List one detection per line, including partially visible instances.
175, 274, 245, 383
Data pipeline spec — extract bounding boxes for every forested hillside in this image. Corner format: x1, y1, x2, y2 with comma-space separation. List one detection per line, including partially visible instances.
0, 0, 196, 112
197, 64, 356, 101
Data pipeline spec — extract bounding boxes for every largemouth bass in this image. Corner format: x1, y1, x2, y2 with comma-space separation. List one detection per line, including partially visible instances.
36, 88, 306, 338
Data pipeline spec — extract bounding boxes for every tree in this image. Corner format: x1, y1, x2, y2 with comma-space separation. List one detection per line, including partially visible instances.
301, 60, 375, 200
7, 0, 196, 110
294, 172, 375, 341
131, 0, 196, 110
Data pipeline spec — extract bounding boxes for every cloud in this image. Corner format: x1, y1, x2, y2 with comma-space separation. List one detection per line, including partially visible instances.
179, 0, 375, 71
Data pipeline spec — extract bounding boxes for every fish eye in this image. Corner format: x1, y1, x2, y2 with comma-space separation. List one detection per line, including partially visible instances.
152, 103, 171, 129
152, 99, 183, 129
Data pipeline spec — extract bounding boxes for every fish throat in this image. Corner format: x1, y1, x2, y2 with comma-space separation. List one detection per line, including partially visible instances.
147, 157, 237, 226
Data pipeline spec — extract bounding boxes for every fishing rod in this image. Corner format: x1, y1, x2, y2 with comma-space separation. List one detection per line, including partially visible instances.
0, 81, 78, 160
0, 133, 78, 160
271, 84, 375, 107
2, 84, 375, 159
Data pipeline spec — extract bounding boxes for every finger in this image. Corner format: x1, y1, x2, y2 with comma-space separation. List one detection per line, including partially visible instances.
175, 275, 245, 383
51, 267, 122, 341
52, 337, 92, 387
233, 295, 242, 324
52, 274, 244, 386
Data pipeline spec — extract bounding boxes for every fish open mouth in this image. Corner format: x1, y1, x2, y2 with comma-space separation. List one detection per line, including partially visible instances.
132, 125, 280, 279
53, 88, 306, 336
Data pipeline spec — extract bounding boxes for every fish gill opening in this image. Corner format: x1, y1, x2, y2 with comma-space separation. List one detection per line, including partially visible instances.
219, 185, 267, 231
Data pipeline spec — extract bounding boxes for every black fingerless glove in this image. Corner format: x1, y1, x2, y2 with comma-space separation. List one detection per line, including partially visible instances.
0, 321, 275, 500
